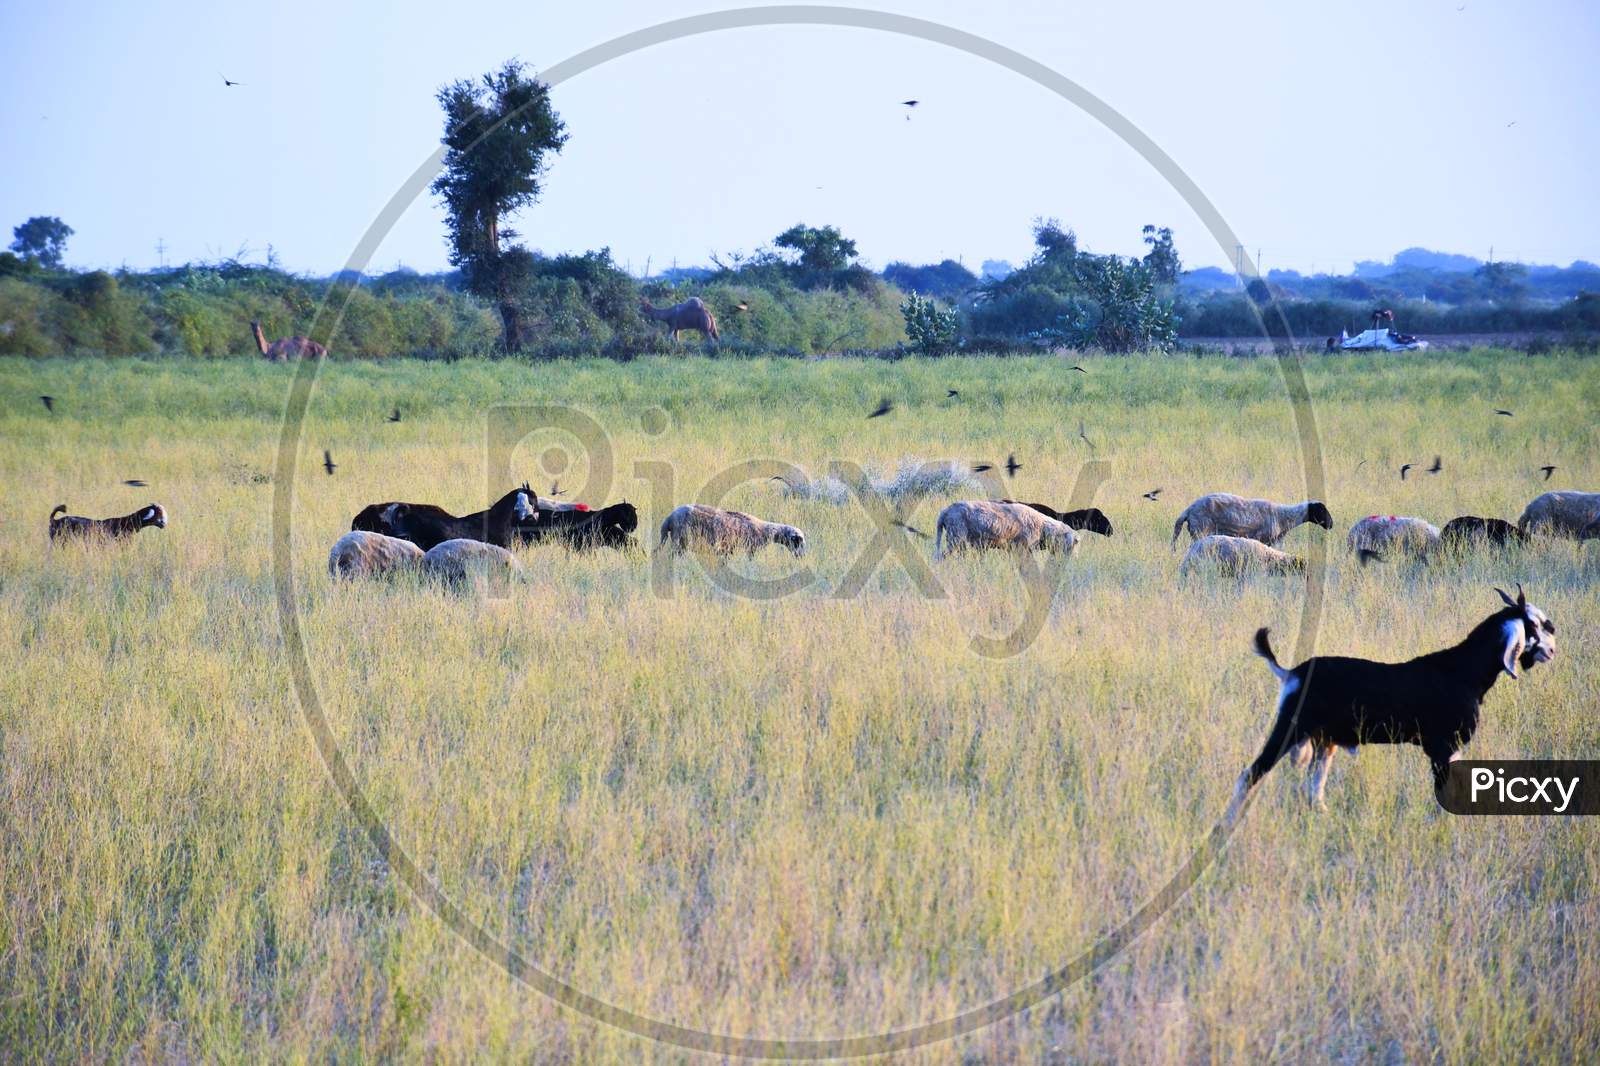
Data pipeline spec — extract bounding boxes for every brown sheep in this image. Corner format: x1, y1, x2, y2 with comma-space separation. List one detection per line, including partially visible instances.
933, 500, 1078, 559
327, 530, 424, 579
657, 504, 805, 556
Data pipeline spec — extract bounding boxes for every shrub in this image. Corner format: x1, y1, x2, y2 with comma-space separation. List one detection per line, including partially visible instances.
901, 292, 961, 355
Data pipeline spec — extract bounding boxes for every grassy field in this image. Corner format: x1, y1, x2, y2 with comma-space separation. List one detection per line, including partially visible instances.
1, 350, 1597, 1062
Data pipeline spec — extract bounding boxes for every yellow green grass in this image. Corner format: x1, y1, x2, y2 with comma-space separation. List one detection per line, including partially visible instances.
1, 351, 1597, 1062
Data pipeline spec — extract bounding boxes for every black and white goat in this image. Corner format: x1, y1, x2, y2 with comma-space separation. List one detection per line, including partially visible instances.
1006, 501, 1115, 537
49, 503, 167, 541
1227, 586, 1557, 815
350, 485, 535, 550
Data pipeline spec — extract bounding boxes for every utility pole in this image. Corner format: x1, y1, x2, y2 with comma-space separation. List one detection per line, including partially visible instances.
1256, 248, 1262, 276
155, 238, 167, 269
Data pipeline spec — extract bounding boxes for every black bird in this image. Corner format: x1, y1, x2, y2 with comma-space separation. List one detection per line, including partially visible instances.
901, 99, 919, 108
1070, 365, 1087, 373
1005, 453, 1021, 477
386, 408, 401, 423
867, 398, 893, 419
1355, 460, 1368, 471
1399, 463, 1414, 480
1357, 548, 1386, 567
1540, 465, 1556, 481
972, 463, 994, 474
1427, 455, 1443, 475
323, 450, 336, 476
893, 520, 928, 539
39, 395, 54, 413
220, 73, 244, 87
1078, 420, 1096, 451
549, 481, 565, 496
123, 479, 147, 488
1142, 488, 1162, 501
947, 388, 960, 398
1495, 408, 1513, 417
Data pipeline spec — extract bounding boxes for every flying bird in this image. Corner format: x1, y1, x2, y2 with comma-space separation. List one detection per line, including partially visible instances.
1427, 455, 1443, 475
549, 481, 565, 496
1355, 460, 1368, 471
220, 73, 245, 87
867, 398, 893, 419
39, 395, 54, 413
947, 388, 960, 398
1142, 488, 1162, 501
322, 450, 336, 476
971, 463, 994, 474
1005, 453, 1021, 477
123, 479, 147, 488
893, 520, 928, 539
732, 301, 749, 313
901, 100, 919, 107
1399, 463, 1414, 480
1540, 465, 1556, 481
1357, 548, 1386, 567
1494, 408, 1513, 417
1506, 120, 1517, 128
1070, 365, 1087, 373
386, 408, 401, 423
1078, 419, 1095, 451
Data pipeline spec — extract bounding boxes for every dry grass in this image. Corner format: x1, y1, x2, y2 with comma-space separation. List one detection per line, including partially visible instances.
1, 351, 1597, 1062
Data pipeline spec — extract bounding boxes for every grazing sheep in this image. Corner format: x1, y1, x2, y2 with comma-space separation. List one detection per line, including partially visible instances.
350, 485, 536, 550
327, 530, 424, 579
1178, 534, 1304, 578
49, 503, 167, 541
1517, 490, 1600, 539
1582, 516, 1600, 541
1227, 586, 1556, 815
1169, 493, 1332, 549
518, 501, 639, 550
1006, 501, 1115, 537
1440, 515, 1527, 550
933, 500, 1078, 559
1346, 515, 1441, 558
420, 538, 524, 583
657, 504, 806, 556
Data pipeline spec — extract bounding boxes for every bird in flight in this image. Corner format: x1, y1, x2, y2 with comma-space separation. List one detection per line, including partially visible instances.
1494, 408, 1513, 417
1506, 120, 1517, 128
1399, 463, 1414, 480
971, 463, 994, 474
323, 450, 336, 476
1540, 465, 1556, 481
1142, 488, 1161, 501
1070, 365, 1087, 373
901, 100, 918, 121
1005, 453, 1022, 477
867, 398, 893, 419
1427, 455, 1443, 475
39, 395, 54, 413
220, 73, 245, 87
947, 388, 960, 398
1355, 460, 1368, 471
549, 481, 565, 496
123, 479, 147, 488
893, 520, 928, 539
733, 301, 749, 313
386, 408, 401, 423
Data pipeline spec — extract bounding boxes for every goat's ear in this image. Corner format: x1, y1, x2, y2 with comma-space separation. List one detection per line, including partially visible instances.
1516, 582, 1527, 609
1500, 619, 1526, 679
1495, 587, 1517, 609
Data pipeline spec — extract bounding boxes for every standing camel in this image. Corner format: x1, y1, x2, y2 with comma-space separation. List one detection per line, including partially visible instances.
641, 297, 719, 344
250, 321, 328, 362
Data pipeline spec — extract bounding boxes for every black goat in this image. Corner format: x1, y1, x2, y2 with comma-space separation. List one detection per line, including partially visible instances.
1440, 515, 1528, 549
1007, 501, 1114, 537
350, 485, 535, 551
50, 503, 167, 541
517, 501, 639, 550
1227, 586, 1557, 814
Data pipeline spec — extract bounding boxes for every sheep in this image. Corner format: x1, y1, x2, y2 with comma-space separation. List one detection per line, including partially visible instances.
49, 503, 167, 541
350, 485, 536, 550
420, 538, 524, 583
1517, 490, 1600, 539
1169, 493, 1332, 550
1346, 515, 1441, 558
1005, 501, 1115, 537
1582, 516, 1600, 541
933, 500, 1078, 559
1439, 515, 1528, 550
518, 500, 639, 550
1178, 534, 1304, 578
657, 504, 806, 556
1226, 585, 1557, 815
327, 530, 424, 579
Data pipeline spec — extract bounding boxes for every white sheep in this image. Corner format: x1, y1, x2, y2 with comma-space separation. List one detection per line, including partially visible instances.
1179, 534, 1305, 578
1346, 515, 1441, 558
657, 504, 806, 556
328, 530, 424, 579
1517, 490, 1600, 539
933, 500, 1078, 559
420, 538, 524, 583
1170, 493, 1333, 550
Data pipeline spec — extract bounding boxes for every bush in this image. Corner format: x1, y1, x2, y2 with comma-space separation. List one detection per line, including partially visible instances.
901, 292, 960, 355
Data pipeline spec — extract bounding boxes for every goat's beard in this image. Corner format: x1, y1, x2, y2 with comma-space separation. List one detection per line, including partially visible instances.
1519, 643, 1552, 670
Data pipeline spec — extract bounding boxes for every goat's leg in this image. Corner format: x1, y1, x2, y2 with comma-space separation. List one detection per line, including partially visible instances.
1226, 711, 1302, 822
1306, 744, 1336, 811
1424, 738, 1457, 796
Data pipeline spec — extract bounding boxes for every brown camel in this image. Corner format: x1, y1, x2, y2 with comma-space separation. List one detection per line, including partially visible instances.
641, 297, 719, 344
250, 320, 328, 362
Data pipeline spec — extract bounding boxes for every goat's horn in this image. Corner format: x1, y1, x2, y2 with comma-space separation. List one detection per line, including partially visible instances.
1516, 582, 1526, 607
1494, 586, 1517, 608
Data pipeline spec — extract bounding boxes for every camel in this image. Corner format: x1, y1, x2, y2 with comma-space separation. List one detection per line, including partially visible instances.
250, 320, 328, 362
641, 297, 719, 344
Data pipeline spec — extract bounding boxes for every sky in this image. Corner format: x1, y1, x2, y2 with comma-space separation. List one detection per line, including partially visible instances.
2, 0, 1597, 278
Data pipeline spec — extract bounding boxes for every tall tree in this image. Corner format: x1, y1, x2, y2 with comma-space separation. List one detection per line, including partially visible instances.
774, 224, 858, 273
10, 216, 73, 269
431, 61, 567, 350
1141, 224, 1181, 284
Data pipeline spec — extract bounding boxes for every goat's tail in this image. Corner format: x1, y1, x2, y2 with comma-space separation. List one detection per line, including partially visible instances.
1252, 626, 1293, 682
1170, 510, 1188, 551
49, 504, 67, 524
933, 512, 948, 559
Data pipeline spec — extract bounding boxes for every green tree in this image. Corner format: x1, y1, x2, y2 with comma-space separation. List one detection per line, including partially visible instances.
1141, 225, 1181, 284
774, 224, 858, 273
431, 60, 567, 350
901, 292, 961, 355
1476, 261, 1528, 304
10, 216, 73, 269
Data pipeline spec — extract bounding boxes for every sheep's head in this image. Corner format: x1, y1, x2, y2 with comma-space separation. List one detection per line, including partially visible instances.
1306, 501, 1334, 530
773, 525, 806, 556
141, 505, 167, 529
1074, 508, 1114, 537
1496, 585, 1556, 678
1580, 517, 1600, 541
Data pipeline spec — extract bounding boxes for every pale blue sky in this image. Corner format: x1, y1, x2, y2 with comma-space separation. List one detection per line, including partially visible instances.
2, 1, 1596, 277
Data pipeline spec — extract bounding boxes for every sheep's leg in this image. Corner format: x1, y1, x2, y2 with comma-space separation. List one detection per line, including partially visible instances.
1306, 744, 1335, 811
